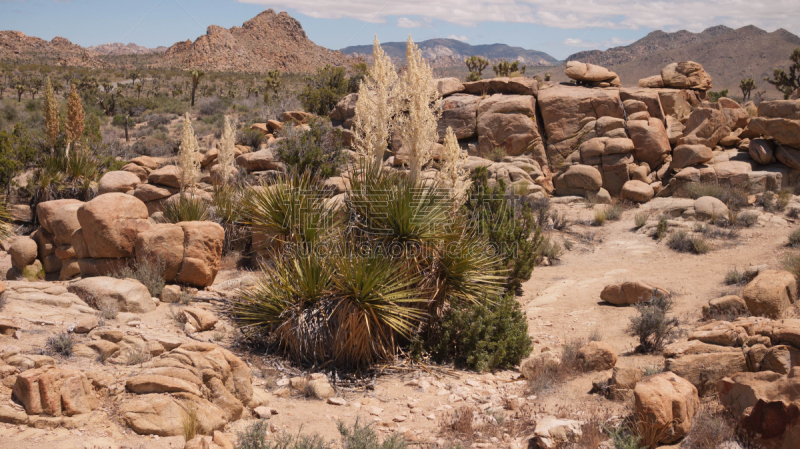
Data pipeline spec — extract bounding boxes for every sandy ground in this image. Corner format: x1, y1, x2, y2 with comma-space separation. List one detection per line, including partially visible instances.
0, 199, 797, 448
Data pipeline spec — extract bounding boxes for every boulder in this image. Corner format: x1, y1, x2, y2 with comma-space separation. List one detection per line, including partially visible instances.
77, 193, 150, 258
702, 295, 749, 320
719, 371, 800, 447
694, 196, 728, 220
437, 94, 479, 141
12, 366, 98, 416
620, 89, 667, 125
306, 378, 335, 400
119, 393, 226, 436
98, 171, 142, 195
679, 107, 730, 148
461, 77, 538, 96
36, 199, 83, 246
761, 345, 800, 374
328, 93, 357, 126
660, 62, 712, 90
629, 118, 671, 168
600, 281, 669, 306
9, 236, 37, 271
577, 341, 617, 371
68, 277, 156, 314
476, 94, 540, 157
749, 139, 776, 165
742, 270, 798, 318
671, 144, 713, 170
620, 180, 654, 203
134, 224, 185, 282
434, 77, 465, 97
133, 184, 179, 203
564, 61, 620, 87
746, 117, 800, 149
530, 416, 583, 449
609, 367, 643, 401
176, 221, 224, 288
281, 111, 312, 124
129, 156, 160, 170
235, 149, 281, 172
634, 372, 699, 444
180, 307, 218, 332
775, 144, 800, 170
554, 165, 602, 194
638, 75, 665, 88
665, 351, 747, 396
148, 165, 182, 189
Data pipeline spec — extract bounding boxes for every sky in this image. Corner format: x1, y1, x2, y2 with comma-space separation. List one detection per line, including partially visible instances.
1, 0, 799, 60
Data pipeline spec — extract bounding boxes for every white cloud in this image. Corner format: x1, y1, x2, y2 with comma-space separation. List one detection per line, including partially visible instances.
238, 0, 800, 33
447, 34, 469, 41
397, 17, 423, 28
562, 36, 634, 49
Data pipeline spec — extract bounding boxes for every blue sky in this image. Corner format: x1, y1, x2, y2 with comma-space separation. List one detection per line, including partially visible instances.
2, 0, 799, 60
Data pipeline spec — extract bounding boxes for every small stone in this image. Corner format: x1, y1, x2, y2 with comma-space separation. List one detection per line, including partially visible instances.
327, 398, 347, 406
254, 406, 272, 419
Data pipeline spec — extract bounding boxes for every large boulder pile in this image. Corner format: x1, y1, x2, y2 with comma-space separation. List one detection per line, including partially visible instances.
639, 61, 713, 91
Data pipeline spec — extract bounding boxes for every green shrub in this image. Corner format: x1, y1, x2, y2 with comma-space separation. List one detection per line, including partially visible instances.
47, 333, 74, 356
428, 294, 532, 372
736, 211, 759, 227
237, 129, 264, 148
462, 166, 538, 293
299, 65, 358, 116
162, 196, 210, 223
655, 217, 668, 240
602, 423, 643, 449
113, 256, 166, 297
234, 170, 504, 369
275, 119, 344, 179
783, 253, 800, 285
484, 147, 507, 162
627, 291, 680, 353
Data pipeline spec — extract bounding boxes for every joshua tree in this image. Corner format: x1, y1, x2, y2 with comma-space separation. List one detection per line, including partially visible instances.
128, 70, 141, 86
15, 83, 25, 102
765, 48, 800, 99
65, 83, 85, 158
29, 78, 43, 99
189, 70, 204, 106
353, 35, 398, 169
493, 60, 511, 77
396, 35, 441, 185
740, 77, 757, 103
465, 56, 489, 82
264, 69, 281, 103
135, 82, 143, 99
44, 76, 59, 152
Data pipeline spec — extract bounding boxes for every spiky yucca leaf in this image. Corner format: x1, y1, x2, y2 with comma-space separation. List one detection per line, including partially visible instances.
347, 169, 453, 244
0, 197, 14, 241
432, 231, 506, 306
162, 195, 210, 223
243, 173, 339, 252
329, 253, 427, 367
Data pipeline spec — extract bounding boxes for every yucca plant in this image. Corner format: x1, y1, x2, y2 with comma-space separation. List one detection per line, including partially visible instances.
243, 172, 340, 254
0, 196, 14, 241
162, 195, 210, 223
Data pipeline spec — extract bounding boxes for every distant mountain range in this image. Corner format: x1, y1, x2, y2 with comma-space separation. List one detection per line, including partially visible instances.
341, 38, 558, 67
562, 25, 800, 95
88, 42, 167, 56
1, 12, 798, 89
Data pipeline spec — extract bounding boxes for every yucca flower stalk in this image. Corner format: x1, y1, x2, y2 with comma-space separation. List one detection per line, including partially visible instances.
396, 35, 441, 185
178, 112, 201, 195
438, 126, 471, 209
65, 83, 84, 158
43, 76, 59, 153
217, 115, 237, 184
353, 35, 398, 170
